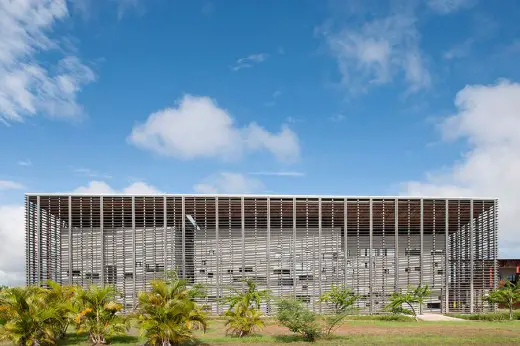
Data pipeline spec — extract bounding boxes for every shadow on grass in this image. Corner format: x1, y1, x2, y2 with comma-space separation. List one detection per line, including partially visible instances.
109, 335, 141, 344
272, 335, 317, 343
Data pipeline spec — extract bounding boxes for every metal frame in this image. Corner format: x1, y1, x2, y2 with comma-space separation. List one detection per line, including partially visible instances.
25, 194, 498, 314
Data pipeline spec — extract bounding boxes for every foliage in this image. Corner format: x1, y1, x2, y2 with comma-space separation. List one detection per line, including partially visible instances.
74, 285, 129, 344
276, 298, 321, 342
221, 279, 270, 337
386, 285, 431, 321
133, 276, 207, 346
318, 284, 359, 335
45, 280, 77, 338
485, 280, 520, 320
0, 286, 64, 345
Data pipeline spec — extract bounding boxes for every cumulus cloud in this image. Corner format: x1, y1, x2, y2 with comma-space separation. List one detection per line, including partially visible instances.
128, 95, 300, 162
0, 205, 25, 286
427, 0, 475, 14
194, 172, 264, 194
0, 180, 25, 190
402, 80, 520, 257
231, 53, 269, 71
323, 12, 430, 94
0, 0, 95, 124
73, 180, 162, 194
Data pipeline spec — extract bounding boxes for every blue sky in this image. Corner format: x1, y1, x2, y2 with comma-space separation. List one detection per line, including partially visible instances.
1, 0, 520, 285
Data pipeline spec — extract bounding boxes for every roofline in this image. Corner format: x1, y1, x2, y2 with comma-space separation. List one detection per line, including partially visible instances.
24, 193, 499, 200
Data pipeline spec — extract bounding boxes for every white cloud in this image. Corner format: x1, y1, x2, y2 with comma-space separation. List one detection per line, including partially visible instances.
128, 94, 300, 162
250, 171, 305, 177
0, 205, 25, 286
324, 13, 430, 94
73, 180, 162, 194
443, 39, 474, 60
231, 53, 269, 71
0, 0, 95, 124
402, 80, 520, 258
17, 159, 32, 166
427, 0, 475, 14
194, 172, 264, 194
0, 180, 25, 190
73, 167, 112, 179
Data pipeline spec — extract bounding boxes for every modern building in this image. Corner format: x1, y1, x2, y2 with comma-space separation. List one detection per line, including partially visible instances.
498, 259, 520, 284
25, 194, 498, 314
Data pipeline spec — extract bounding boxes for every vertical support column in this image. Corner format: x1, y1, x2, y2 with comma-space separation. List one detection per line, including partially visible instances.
369, 198, 373, 314
470, 199, 474, 313
215, 197, 220, 314
132, 196, 136, 307
318, 198, 322, 314
241, 197, 245, 283
293, 198, 297, 297
394, 198, 399, 292
163, 196, 167, 275
419, 199, 424, 315
181, 196, 186, 279
37, 196, 41, 285
493, 199, 498, 291
100, 197, 104, 285
344, 198, 348, 286
68, 196, 72, 285
266, 198, 271, 313
445, 199, 450, 314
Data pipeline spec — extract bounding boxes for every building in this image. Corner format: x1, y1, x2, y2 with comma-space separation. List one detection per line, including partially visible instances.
498, 259, 520, 284
25, 194, 498, 314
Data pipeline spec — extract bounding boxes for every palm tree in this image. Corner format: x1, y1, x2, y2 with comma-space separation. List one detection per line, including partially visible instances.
45, 280, 77, 338
486, 280, 520, 320
0, 286, 63, 345
74, 285, 128, 344
221, 279, 270, 337
319, 284, 359, 335
133, 277, 207, 345
386, 285, 431, 321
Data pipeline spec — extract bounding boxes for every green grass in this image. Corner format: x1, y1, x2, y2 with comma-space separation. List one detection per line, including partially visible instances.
3, 319, 520, 345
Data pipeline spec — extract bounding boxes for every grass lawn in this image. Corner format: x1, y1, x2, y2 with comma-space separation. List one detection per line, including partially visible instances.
42, 319, 520, 345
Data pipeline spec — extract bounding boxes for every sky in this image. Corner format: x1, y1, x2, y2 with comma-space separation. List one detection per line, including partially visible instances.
1, 0, 520, 286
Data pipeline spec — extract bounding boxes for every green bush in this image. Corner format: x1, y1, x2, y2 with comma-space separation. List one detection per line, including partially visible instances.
449, 311, 520, 321
276, 298, 321, 341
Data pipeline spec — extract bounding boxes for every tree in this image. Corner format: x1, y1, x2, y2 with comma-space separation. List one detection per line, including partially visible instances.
486, 280, 520, 320
276, 298, 321, 342
0, 286, 63, 345
221, 279, 270, 337
133, 277, 207, 345
386, 285, 431, 321
319, 284, 358, 335
45, 280, 77, 338
74, 285, 129, 344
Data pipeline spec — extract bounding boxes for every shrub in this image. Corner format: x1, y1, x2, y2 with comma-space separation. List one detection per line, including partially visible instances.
277, 298, 321, 342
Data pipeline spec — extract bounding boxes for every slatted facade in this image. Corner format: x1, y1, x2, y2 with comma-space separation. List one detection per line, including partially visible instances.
25, 195, 498, 314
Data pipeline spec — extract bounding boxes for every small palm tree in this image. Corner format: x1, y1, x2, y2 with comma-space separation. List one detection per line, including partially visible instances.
221, 279, 270, 337
319, 284, 358, 335
133, 277, 207, 345
0, 286, 63, 345
45, 280, 77, 338
386, 285, 430, 321
486, 280, 520, 320
74, 285, 128, 344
